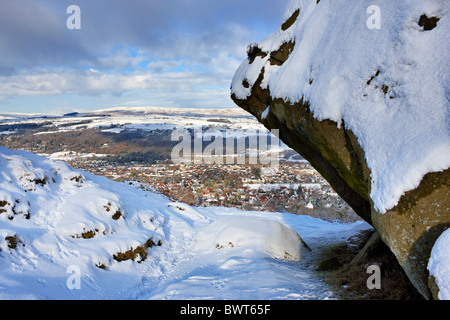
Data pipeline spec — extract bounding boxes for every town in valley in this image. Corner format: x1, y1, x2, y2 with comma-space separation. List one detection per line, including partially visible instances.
0, 108, 359, 222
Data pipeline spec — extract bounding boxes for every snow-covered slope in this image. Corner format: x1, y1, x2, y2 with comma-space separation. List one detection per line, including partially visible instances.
0, 146, 167, 298
231, 0, 450, 214
0, 146, 373, 300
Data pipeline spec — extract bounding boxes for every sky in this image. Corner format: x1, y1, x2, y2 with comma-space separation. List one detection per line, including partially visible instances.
0, 0, 289, 115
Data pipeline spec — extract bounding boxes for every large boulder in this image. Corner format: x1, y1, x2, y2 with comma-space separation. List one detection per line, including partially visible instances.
231, 0, 450, 299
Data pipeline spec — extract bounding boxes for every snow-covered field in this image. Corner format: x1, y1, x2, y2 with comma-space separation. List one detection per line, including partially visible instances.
0, 146, 377, 300
0, 106, 267, 134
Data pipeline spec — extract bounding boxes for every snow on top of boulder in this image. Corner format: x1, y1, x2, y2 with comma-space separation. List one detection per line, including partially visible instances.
195, 216, 310, 261
231, 0, 450, 213
428, 228, 450, 300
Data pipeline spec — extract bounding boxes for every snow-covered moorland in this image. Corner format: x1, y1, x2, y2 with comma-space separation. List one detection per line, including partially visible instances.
0, 146, 379, 300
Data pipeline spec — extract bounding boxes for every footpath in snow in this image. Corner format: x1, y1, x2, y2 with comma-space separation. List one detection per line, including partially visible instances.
136, 206, 373, 300
0, 147, 373, 300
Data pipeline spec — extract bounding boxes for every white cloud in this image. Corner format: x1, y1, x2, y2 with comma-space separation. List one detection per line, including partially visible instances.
0, 0, 288, 112
0, 60, 238, 109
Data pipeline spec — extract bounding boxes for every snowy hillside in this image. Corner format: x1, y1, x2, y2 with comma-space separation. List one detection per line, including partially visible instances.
0, 146, 376, 300
231, 0, 450, 214
0, 106, 266, 134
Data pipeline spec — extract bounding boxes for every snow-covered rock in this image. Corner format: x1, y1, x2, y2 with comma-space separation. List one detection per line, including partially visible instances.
428, 228, 450, 300
195, 216, 310, 261
231, 0, 450, 299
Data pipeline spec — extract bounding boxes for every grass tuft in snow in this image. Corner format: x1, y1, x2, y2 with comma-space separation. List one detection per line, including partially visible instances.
113, 238, 162, 263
